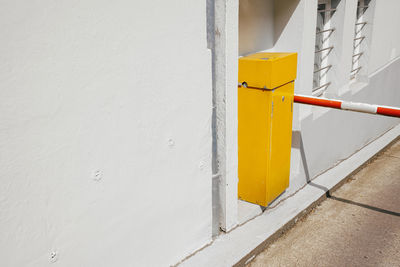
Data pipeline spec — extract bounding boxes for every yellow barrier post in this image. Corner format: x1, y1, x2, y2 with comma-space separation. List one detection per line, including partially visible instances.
238, 52, 297, 207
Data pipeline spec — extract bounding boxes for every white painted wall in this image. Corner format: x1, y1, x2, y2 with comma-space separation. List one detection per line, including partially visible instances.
369, 0, 400, 72
212, 0, 239, 233
0, 1, 212, 266
239, 0, 274, 55
2, 0, 400, 266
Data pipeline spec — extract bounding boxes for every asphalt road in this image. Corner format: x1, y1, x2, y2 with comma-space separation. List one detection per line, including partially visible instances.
249, 139, 400, 267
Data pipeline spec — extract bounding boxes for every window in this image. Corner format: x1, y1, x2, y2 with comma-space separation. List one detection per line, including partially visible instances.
351, 0, 371, 79
312, 0, 338, 96
313, 1, 337, 96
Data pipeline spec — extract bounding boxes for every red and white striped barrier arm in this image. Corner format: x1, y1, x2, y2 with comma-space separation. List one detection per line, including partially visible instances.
294, 94, 400, 118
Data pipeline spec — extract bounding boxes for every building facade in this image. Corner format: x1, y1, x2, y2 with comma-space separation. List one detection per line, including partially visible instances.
1, 0, 399, 266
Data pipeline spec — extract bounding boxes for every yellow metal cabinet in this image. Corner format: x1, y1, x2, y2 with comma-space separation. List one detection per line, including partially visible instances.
238, 52, 297, 207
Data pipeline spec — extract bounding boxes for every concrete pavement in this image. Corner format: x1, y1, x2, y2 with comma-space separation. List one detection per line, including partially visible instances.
248, 139, 400, 267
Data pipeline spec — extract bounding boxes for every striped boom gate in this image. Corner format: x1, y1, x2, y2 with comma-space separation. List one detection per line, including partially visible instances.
294, 94, 400, 118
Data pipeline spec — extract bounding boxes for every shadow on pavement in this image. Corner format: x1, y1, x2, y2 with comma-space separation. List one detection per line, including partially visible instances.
328, 195, 400, 217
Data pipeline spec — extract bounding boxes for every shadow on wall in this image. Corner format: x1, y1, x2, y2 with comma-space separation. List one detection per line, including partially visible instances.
292, 130, 311, 183
239, 0, 300, 56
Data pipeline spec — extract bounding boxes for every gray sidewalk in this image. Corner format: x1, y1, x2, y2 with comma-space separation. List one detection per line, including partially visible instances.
248, 139, 400, 267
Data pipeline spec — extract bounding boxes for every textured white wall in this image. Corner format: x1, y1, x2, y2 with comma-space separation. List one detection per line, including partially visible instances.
2, 0, 400, 265
239, 0, 274, 55
213, 0, 239, 232
0, 1, 212, 266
